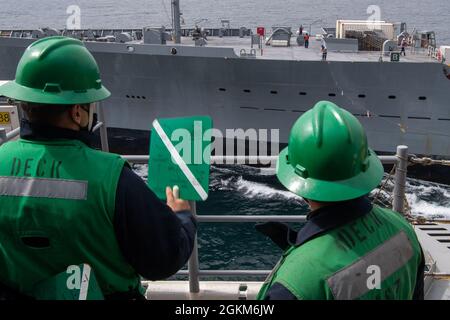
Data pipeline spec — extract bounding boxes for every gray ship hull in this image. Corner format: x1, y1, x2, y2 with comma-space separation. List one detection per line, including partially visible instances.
0, 37, 449, 159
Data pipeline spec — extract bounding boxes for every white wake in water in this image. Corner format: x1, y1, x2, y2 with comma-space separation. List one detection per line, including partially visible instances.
407, 195, 450, 219
134, 164, 450, 220
228, 167, 450, 220
234, 176, 303, 201
404, 180, 450, 219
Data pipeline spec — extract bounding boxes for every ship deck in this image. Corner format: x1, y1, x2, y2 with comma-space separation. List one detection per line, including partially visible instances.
171, 36, 440, 63
0, 29, 442, 63
414, 222, 450, 300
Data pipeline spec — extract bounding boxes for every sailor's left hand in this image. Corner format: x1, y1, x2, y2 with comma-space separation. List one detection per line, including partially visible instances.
166, 186, 191, 213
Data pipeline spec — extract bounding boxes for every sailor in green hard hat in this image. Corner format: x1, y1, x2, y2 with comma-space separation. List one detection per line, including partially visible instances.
256, 101, 425, 300
0, 37, 197, 299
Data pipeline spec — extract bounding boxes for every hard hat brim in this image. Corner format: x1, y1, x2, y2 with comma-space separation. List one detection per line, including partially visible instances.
0, 80, 111, 105
276, 146, 384, 202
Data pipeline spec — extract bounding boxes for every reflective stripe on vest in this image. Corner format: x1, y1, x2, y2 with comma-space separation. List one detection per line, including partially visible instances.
327, 231, 413, 300
0, 176, 88, 200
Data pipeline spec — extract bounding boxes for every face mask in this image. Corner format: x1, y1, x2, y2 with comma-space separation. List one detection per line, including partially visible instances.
80, 103, 98, 132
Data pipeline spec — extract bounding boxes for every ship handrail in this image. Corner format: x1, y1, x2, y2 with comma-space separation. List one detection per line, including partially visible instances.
121, 154, 399, 165
0, 127, 19, 143
0, 27, 250, 39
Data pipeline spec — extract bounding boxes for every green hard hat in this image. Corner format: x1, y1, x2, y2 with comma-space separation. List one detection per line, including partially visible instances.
277, 101, 384, 202
0, 36, 110, 105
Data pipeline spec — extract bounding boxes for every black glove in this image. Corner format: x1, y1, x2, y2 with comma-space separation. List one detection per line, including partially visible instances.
255, 222, 297, 251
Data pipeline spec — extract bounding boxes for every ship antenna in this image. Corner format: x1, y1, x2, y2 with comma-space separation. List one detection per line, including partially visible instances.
171, 0, 182, 44
161, 0, 172, 27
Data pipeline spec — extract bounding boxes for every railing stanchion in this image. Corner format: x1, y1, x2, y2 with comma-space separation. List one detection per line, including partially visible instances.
0, 128, 6, 145
97, 102, 109, 152
188, 200, 200, 293
392, 145, 408, 214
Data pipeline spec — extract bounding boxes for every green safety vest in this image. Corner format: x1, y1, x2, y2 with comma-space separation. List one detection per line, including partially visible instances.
257, 206, 423, 300
0, 138, 141, 297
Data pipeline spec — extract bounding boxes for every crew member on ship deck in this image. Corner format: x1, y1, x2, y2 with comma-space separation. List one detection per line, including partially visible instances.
401, 38, 408, 56
321, 44, 328, 61
256, 101, 425, 300
304, 32, 310, 48
0, 36, 197, 300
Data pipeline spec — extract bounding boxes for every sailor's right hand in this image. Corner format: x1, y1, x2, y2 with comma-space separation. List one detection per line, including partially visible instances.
166, 186, 191, 213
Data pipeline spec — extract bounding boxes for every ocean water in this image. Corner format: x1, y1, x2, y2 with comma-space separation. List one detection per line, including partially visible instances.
1, 0, 449, 274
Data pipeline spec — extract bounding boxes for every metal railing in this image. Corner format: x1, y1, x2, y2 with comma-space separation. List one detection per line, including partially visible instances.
0, 107, 409, 294
427, 45, 445, 63
0, 127, 20, 144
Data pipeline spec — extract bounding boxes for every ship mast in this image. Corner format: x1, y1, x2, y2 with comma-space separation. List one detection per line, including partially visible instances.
172, 0, 182, 44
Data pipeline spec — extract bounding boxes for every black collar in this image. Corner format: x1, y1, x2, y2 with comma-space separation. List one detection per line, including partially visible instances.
19, 119, 94, 147
295, 196, 373, 246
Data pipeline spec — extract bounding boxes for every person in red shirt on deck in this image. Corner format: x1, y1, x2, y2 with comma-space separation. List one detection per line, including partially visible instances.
304, 33, 310, 48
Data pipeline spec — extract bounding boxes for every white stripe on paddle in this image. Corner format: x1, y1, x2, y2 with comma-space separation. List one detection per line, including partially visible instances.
79, 264, 91, 300
153, 119, 208, 201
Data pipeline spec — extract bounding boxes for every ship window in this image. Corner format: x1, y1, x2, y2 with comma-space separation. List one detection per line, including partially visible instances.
243, 89, 251, 93
264, 108, 286, 112
131, 96, 135, 99
219, 88, 227, 92
328, 93, 336, 97
388, 95, 396, 99
240, 106, 259, 110
142, 96, 146, 99
408, 116, 431, 120
358, 94, 366, 98
299, 92, 307, 96
126, 95, 130, 98
136, 96, 141, 99
270, 90, 278, 95
418, 96, 427, 100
